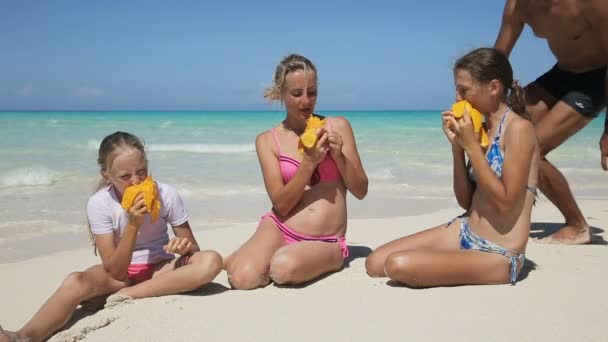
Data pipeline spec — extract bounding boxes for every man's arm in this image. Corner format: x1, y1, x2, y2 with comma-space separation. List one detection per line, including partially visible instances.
494, 0, 525, 56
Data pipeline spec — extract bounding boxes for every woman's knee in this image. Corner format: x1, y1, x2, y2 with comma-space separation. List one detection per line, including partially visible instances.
384, 252, 421, 287
365, 250, 387, 277
226, 262, 269, 290
268, 252, 300, 284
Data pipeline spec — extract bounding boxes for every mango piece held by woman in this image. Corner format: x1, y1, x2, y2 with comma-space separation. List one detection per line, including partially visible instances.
299, 115, 326, 151
120, 176, 161, 222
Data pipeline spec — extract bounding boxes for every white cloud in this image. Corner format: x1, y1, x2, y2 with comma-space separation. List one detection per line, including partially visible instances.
17, 83, 33, 96
71, 86, 103, 99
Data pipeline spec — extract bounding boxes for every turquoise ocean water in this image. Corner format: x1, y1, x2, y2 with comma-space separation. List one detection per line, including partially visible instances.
1, 111, 606, 261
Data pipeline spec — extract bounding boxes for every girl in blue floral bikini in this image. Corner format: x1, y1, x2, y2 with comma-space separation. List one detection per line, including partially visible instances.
366, 47, 540, 287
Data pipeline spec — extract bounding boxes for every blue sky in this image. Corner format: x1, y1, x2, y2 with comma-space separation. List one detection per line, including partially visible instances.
0, 1, 556, 111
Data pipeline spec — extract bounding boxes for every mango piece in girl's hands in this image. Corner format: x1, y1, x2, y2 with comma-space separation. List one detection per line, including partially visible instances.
121, 176, 161, 222
299, 115, 326, 152
451, 100, 489, 148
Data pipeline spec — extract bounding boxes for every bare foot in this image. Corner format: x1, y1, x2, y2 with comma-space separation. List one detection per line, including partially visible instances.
535, 224, 592, 245
0, 325, 30, 342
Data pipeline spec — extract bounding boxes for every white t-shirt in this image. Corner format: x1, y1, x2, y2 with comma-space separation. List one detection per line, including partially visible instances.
87, 182, 189, 265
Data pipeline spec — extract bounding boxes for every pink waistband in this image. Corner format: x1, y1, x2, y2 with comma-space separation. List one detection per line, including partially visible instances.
261, 212, 349, 258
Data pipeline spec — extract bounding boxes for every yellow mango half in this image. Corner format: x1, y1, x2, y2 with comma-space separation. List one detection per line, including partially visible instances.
301, 130, 318, 148
121, 176, 161, 223
299, 115, 326, 152
451, 100, 489, 148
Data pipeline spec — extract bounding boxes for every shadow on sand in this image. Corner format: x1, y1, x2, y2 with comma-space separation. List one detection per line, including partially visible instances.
530, 222, 607, 245
62, 281, 229, 330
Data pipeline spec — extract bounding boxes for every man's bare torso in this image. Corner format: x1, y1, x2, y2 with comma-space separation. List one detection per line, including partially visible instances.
517, 0, 605, 72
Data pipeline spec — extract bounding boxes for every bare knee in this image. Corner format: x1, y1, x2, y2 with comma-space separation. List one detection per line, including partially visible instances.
61, 272, 90, 298
226, 262, 269, 290
269, 253, 299, 285
191, 250, 223, 283
384, 253, 422, 287
365, 250, 387, 277
195, 250, 223, 273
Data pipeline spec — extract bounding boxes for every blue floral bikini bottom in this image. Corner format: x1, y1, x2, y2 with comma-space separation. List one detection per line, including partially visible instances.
455, 216, 525, 285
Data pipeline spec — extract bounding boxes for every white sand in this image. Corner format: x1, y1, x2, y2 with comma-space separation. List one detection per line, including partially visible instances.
1, 199, 607, 342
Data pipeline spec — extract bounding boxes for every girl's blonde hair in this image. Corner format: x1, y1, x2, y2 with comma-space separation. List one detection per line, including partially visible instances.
264, 54, 317, 102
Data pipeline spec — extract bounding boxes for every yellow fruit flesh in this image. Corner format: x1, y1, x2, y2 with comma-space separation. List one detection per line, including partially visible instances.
299, 115, 326, 152
301, 130, 318, 148
121, 176, 161, 222
451, 100, 489, 148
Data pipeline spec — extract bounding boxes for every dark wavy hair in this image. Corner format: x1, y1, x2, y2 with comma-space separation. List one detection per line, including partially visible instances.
454, 47, 528, 119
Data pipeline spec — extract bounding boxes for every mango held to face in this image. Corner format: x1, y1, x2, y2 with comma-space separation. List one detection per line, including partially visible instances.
451, 100, 490, 148
120, 176, 161, 223
299, 115, 326, 153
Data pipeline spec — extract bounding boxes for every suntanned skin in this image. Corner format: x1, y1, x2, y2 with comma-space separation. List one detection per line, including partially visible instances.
224, 68, 368, 289
495, 0, 608, 244
365, 66, 540, 287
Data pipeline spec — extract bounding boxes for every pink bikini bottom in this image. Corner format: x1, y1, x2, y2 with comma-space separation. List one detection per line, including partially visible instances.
260, 212, 349, 258
127, 263, 156, 284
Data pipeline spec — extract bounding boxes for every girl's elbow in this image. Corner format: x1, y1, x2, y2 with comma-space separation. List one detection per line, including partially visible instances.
272, 203, 290, 217
352, 177, 368, 200
101, 260, 127, 281
457, 199, 471, 210
354, 184, 368, 200
456, 195, 471, 210
353, 191, 366, 200
454, 190, 472, 210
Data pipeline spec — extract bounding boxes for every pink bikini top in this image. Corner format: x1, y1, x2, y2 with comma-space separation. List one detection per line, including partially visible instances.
271, 119, 341, 186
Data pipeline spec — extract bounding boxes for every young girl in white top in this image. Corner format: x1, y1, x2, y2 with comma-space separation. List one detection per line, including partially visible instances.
0, 131, 223, 342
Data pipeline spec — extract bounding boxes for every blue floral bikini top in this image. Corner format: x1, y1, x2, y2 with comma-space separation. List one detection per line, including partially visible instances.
468, 108, 537, 195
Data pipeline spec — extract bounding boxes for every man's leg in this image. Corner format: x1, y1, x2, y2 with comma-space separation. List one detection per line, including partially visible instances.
526, 83, 593, 244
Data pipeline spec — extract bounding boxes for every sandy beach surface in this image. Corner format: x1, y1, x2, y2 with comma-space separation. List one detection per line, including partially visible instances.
1, 198, 607, 342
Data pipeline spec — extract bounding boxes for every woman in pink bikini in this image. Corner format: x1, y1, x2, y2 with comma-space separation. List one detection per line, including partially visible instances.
224, 54, 368, 289
0, 132, 223, 342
